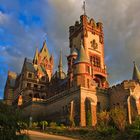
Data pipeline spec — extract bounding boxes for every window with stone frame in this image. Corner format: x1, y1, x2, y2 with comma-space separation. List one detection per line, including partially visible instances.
93, 56, 101, 67
28, 73, 33, 78
27, 83, 31, 88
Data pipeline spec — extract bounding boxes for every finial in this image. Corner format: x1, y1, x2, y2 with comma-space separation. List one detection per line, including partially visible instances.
82, 1, 86, 15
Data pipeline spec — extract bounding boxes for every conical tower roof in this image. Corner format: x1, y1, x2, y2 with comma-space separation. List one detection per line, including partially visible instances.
33, 48, 38, 64
132, 61, 140, 81
75, 44, 89, 63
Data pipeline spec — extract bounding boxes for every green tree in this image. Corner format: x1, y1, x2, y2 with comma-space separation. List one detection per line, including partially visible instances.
97, 110, 110, 127
110, 107, 126, 132
0, 101, 26, 140
86, 110, 92, 126
40, 121, 48, 130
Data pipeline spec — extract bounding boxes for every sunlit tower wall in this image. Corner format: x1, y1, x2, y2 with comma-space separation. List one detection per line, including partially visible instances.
68, 14, 109, 89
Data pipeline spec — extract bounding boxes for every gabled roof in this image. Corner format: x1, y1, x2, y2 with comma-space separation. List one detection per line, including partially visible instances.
75, 44, 89, 63
40, 40, 50, 60
132, 61, 140, 81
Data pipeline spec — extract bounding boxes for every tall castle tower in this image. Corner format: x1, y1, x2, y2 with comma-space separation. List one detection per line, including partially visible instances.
67, 13, 108, 88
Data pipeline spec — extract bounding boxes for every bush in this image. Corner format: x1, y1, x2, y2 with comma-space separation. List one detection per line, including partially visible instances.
86, 110, 92, 126
97, 111, 110, 127
40, 121, 48, 130
110, 107, 126, 132
49, 122, 57, 128
131, 116, 140, 129
32, 122, 38, 129
18, 122, 28, 130
60, 124, 66, 129
0, 101, 26, 140
96, 126, 116, 137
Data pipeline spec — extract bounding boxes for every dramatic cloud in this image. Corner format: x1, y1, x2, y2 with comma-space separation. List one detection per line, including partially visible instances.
0, 0, 140, 98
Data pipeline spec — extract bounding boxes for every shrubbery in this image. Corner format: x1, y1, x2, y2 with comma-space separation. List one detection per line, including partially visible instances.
0, 101, 28, 140
49, 121, 57, 128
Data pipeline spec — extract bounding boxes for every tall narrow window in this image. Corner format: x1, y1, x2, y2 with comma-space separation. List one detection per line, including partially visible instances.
86, 66, 90, 73
93, 56, 101, 67
27, 83, 31, 88
87, 79, 90, 88
97, 102, 101, 112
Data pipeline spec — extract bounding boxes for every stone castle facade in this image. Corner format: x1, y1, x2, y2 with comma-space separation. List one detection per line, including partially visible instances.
4, 13, 140, 126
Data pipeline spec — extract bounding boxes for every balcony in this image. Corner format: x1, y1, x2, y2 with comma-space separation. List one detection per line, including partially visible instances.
92, 66, 107, 78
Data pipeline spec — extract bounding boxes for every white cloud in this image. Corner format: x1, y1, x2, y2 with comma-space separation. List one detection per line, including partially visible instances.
0, 11, 9, 24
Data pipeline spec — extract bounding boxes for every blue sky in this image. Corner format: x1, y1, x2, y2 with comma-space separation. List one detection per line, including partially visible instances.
0, 0, 140, 98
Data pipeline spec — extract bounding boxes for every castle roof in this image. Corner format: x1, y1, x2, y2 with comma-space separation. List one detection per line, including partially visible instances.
132, 62, 140, 81
75, 44, 89, 64
40, 40, 50, 60
54, 50, 66, 80
33, 48, 39, 63
53, 71, 66, 80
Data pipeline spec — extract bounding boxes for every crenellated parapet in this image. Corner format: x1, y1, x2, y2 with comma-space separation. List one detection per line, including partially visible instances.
69, 15, 104, 43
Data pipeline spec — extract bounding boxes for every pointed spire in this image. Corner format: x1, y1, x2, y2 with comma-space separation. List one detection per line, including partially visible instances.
132, 61, 140, 81
33, 48, 38, 64
82, 1, 86, 15
58, 49, 63, 72
40, 40, 50, 60
75, 42, 89, 63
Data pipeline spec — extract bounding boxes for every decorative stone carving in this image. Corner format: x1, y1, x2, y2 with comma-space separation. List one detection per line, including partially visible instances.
90, 39, 98, 50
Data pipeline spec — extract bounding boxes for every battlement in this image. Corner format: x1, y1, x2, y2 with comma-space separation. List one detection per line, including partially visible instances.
69, 15, 103, 38
108, 80, 140, 93
108, 82, 126, 93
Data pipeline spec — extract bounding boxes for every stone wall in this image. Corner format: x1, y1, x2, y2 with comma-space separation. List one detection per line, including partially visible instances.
108, 82, 130, 109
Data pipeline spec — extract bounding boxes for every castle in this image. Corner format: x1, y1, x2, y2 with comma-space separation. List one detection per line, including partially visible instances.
4, 12, 140, 126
